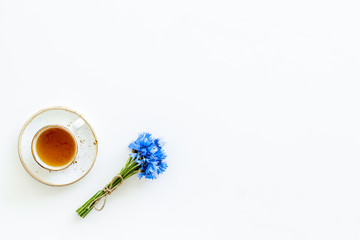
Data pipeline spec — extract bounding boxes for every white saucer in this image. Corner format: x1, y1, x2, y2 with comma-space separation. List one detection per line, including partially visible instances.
18, 106, 98, 186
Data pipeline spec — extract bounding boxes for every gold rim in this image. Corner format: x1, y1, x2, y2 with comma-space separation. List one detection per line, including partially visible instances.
18, 106, 98, 187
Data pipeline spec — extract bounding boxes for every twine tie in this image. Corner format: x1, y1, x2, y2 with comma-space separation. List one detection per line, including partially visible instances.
88, 174, 124, 211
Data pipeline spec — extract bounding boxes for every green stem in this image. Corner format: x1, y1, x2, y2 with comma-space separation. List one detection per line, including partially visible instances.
76, 157, 141, 218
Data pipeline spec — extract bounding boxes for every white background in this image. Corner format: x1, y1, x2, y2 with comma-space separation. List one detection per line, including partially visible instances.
0, 0, 360, 239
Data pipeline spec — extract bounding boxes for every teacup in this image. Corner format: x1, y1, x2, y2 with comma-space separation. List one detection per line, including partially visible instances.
31, 118, 85, 171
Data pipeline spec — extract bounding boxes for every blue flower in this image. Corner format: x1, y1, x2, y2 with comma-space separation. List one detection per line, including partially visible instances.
129, 132, 167, 179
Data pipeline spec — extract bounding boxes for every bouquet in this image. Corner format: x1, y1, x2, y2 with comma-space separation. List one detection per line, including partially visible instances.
76, 132, 167, 218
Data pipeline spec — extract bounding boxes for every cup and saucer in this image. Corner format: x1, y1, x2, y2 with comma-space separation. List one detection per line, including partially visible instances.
18, 106, 98, 186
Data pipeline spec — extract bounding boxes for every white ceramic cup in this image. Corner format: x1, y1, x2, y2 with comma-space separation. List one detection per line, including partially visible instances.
31, 118, 85, 171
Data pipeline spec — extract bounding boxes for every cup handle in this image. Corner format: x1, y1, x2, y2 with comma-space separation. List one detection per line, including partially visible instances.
70, 118, 85, 133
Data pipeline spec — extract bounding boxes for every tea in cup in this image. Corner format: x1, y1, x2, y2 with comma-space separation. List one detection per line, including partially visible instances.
31, 118, 84, 171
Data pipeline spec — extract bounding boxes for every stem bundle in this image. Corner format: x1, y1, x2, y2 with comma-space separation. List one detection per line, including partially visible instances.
76, 157, 140, 218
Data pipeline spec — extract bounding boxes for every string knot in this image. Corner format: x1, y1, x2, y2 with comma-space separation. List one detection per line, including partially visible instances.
88, 174, 124, 211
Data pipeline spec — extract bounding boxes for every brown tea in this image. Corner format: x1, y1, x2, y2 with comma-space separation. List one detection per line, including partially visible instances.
36, 127, 76, 167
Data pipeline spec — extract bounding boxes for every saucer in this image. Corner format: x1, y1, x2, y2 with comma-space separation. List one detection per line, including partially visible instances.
18, 106, 98, 186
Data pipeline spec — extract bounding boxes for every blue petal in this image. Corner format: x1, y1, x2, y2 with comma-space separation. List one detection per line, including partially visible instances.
129, 132, 167, 179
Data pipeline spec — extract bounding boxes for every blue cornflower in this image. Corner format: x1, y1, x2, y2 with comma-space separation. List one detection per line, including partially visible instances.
129, 132, 167, 179
77, 132, 169, 218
